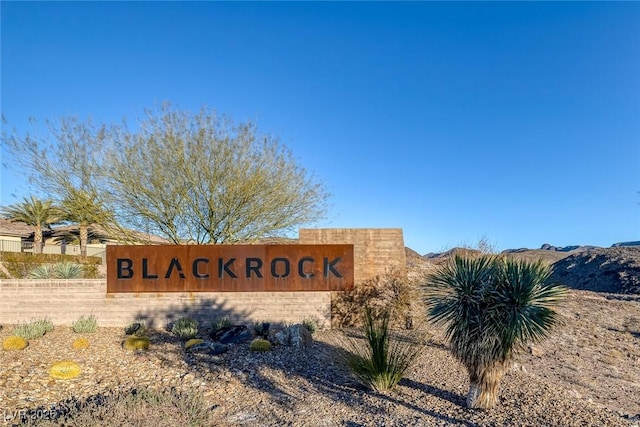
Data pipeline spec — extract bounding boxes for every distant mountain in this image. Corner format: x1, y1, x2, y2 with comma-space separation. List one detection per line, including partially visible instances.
611, 241, 640, 248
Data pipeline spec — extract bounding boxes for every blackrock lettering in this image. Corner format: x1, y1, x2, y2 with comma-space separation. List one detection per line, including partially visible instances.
106, 244, 354, 293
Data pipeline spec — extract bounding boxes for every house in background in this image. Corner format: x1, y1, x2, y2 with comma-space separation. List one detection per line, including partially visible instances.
0, 218, 35, 253
0, 219, 168, 263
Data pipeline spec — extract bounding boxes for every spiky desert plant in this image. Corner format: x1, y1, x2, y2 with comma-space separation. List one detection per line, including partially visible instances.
124, 319, 147, 336
72, 337, 90, 350
54, 262, 84, 279
184, 338, 204, 350
249, 338, 272, 352
28, 264, 56, 279
13, 318, 54, 339
171, 317, 198, 341
73, 314, 98, 333
422, 254, 566, 409
123, 336, 150, 351
342, 307, 426, 392
49, 361, 82, 380
2, 336, 28, 351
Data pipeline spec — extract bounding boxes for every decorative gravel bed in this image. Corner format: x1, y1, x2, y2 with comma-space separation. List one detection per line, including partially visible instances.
1, 291, 638, 426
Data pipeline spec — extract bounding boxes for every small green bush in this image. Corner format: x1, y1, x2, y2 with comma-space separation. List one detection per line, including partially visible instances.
211, 317, 231, 332
302, 318, 319, 335
171, 317, 198, 341
73, 315, 98, 333
249, 338, 272, 352
14, 318, 54, 340
124, 320, 147, 336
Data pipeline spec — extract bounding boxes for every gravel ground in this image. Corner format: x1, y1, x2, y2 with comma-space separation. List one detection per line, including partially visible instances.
2, 291, 639, 426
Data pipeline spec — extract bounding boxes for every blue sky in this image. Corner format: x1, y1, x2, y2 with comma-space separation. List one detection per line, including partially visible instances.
1, 1, 639, 255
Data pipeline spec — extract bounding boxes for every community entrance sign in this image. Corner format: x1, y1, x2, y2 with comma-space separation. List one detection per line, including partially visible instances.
106, 244, 354, 293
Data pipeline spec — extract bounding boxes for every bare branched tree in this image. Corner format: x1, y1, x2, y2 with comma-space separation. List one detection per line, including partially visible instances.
3, 104, 329, 244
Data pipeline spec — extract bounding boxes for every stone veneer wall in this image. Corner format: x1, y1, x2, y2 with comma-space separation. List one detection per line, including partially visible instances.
0, 228, 406, 327
0, 280, 330, 328
299, 228, 406, 283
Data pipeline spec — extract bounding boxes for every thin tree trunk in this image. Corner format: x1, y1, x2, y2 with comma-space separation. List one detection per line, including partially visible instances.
80, 225, 88, 257
466, 361, 507, 409
34, 225, 43, 254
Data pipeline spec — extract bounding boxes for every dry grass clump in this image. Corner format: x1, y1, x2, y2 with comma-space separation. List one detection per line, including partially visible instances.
18, 388, 213, 427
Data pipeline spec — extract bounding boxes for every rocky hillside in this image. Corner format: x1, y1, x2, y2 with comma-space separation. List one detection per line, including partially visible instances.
409, 245, 640, 296
550, 246, 640, 295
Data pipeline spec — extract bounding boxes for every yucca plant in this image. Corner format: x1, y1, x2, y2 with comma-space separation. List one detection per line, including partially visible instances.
422, 254, 566, 409
54, 262, 84, 279
28, 264, 56, 279
342, 307, 426, 393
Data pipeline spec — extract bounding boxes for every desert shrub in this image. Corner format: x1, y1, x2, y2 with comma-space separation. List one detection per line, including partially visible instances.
83, 263, 100, 278
2, 336, 28, 351
123, 336, 150, 352
124, 320, 147, 336
332, 267, 421, 328
73, 315, 98, 333
18, 387, 213, 426
28, 264, 56, 279
249, 338, 272, 352
72, 337, 90, 350
28, 262, 84, 279
302, 318, 319, 335
49, 361, 82, 380
184, 338, 204, 350
211, 317, 231, 332
14, 318, 54, 340
2, 252, 101, 279
54, 262, 85, 278
423, 254, 566, 409
340, 307, 426, 392
171, 317, 198, 341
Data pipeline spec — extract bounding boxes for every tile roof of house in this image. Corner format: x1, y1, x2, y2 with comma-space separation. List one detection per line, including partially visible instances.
0, 218, 35, 238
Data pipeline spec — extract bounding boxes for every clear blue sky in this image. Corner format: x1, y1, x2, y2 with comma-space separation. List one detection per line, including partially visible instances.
1, 1, 639, 255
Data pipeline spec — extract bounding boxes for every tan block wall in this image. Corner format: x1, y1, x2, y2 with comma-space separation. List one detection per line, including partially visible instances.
0, 228, 405, 328
299, 228, 406, 282
0, 280, 330, 328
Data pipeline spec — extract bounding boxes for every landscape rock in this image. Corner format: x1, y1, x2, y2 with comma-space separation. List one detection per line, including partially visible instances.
274, 324, 313, 348
188, 342, 228, 355
211, 325, 253, 345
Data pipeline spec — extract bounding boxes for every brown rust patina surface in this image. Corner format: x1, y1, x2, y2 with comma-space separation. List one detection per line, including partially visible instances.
106, 244, 354, 293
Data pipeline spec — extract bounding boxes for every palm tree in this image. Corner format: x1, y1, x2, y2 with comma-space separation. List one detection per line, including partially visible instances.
422, 254, 566, 409
60, 188, 113, 257
0, 196, 63, 253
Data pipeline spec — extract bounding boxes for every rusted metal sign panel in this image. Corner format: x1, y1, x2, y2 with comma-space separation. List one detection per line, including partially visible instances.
106, 244, 354, 293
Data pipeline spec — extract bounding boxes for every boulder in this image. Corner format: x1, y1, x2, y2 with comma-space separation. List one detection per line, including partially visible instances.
274, 324, 313, 348
188, 342, 228, 355
211, 325, 253, 345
